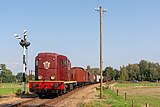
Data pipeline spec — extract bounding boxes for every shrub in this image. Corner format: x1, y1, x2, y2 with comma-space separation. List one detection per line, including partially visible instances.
15, 89, 22, 96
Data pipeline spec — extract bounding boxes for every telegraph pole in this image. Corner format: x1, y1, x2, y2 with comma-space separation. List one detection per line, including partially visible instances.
95, 6, 107, 99
14, 30, 30, 94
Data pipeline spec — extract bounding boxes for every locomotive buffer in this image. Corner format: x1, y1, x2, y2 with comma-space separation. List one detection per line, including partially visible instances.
14, 30, 30, 94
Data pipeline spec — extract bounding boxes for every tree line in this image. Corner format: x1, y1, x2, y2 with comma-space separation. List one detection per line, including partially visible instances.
0, 64, 31, 83
1, 59, 160, 83
103, 60, 160, 82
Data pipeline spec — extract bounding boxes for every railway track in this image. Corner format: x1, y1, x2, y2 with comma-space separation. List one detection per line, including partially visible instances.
0, 83, 98, 107
0, 98, 34, 107
1, 98, 51, 107
44, 84, 97, 107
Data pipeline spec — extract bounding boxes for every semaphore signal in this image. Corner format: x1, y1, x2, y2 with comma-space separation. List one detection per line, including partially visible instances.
14, 30, 30, 94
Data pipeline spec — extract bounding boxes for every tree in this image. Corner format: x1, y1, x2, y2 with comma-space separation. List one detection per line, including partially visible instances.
114, 69, 120, 80
139, 60, 149, 81
149, 63, 159, 81
127, 64, 140, 81
16, 72, 30, 83
0, 64, 16, 83
86, 66, 99, 74
16, 72, 23, 82
103, 66, 119, 81
120, 65, 128, 81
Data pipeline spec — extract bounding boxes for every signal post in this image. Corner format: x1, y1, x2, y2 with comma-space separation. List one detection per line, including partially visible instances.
14, 30, 30, 94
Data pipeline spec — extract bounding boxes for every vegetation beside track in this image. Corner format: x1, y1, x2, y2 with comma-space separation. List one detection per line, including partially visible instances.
81, 82, 160, 107
114, 81, 160, 88
0, 83, 29, 96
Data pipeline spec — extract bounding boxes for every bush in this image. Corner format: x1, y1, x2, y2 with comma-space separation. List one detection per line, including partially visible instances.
15, 89, 22, 96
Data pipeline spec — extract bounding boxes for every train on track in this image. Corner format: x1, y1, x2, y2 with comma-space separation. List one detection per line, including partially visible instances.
29, 52, 104, 97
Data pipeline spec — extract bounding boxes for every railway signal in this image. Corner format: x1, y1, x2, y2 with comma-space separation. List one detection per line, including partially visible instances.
14, 30, 30, 94
95, 6, 107, 99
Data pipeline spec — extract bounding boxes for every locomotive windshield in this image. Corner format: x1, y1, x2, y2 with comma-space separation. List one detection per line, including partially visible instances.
61, 60, 67, 67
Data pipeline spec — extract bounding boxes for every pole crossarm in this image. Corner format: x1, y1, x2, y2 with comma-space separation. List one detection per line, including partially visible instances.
95, 7, 107, 13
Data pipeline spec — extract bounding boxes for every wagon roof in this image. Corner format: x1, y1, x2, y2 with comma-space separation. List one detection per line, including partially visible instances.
71, 67, 89, 72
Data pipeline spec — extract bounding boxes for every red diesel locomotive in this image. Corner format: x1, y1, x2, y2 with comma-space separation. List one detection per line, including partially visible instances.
29, 52, 77, 97
29, 52, 96, 97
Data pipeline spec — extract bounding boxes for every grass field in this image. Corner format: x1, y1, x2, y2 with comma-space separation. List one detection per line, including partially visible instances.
82, 82, 160, 107
113, 82, 160, 107
114, 82, 160, 88
0, 83, 29, 96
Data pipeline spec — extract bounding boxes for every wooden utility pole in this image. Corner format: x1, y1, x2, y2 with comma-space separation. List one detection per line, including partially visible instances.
99, 6, 103, 99
95, 6, 107, 99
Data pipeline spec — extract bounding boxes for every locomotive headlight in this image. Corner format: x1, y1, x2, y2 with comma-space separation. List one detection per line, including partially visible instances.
38, 75, 43, 80
50, 75, 55, 80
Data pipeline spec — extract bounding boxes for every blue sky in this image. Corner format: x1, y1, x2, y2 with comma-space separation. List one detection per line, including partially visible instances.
0, 0, 160, 75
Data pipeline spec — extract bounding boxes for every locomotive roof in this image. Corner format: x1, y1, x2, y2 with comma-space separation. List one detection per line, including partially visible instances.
37, 52, 66, 57
36, 52, 70, 62
38, 52, 58, 56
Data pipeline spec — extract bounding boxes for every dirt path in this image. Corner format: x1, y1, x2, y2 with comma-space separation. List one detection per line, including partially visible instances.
53, 84, 100, 107
0, 94, 21, 104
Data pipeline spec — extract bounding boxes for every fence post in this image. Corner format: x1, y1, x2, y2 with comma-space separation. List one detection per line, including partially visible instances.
117, 89, 118, 96
146, 103, 149, 107
132, 96, 134, 107
125, 92, 127, 101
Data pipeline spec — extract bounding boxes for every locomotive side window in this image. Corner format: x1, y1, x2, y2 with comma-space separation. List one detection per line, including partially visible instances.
61, 60, 67, 67
36, 60, 38, 66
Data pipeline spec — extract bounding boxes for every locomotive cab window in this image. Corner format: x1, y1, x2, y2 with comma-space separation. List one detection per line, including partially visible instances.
35, 60, 38, 66
61, 60, 67, 67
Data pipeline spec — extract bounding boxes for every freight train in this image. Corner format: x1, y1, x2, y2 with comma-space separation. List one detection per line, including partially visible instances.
29, 52, 101, 97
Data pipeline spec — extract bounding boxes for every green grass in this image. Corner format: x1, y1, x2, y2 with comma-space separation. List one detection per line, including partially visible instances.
114, 82, 160, 88
81, 88, 140, 107
134, 95, 160, 107
114, 82, 160, 107
103, 89, 136, 107
0, 87, 21, 95
81, 82, 160, 107
0, 83, 29, 96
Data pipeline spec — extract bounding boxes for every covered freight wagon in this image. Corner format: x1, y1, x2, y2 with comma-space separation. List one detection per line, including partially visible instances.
70, 67, 88, 86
